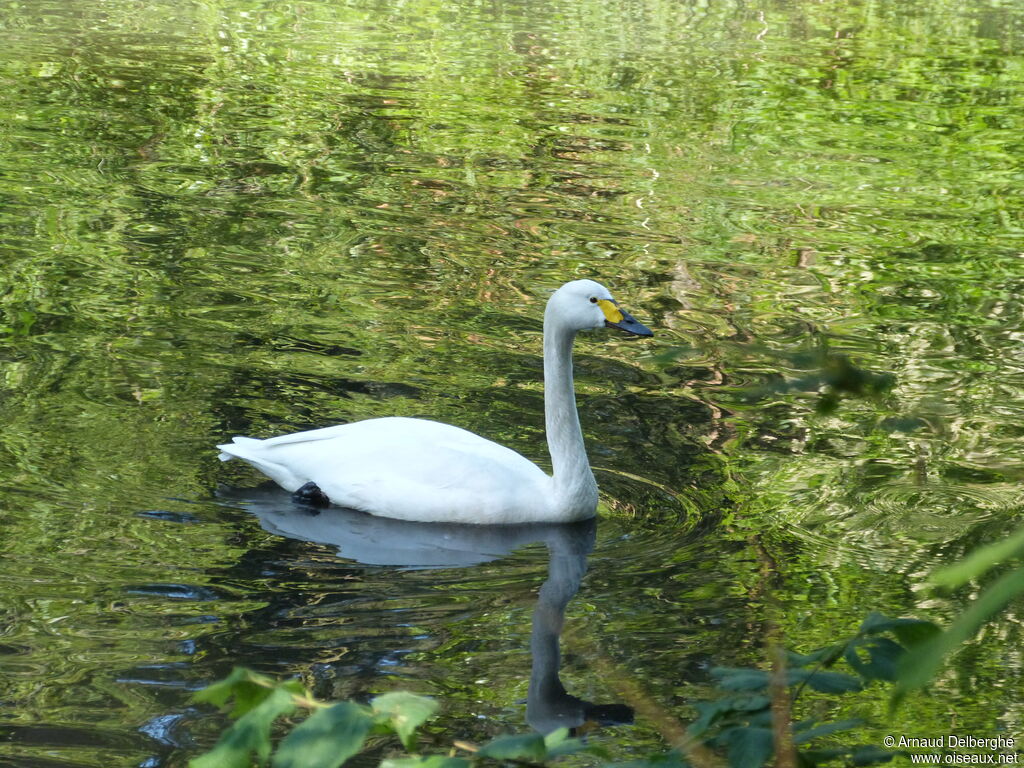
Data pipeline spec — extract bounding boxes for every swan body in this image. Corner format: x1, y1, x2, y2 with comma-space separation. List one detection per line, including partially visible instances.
217, 279, 653, 524
222, 417, 550, 524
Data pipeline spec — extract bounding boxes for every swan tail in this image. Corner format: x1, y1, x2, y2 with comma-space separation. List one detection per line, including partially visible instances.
216, 436, 306, 492
217, 436, 263, 462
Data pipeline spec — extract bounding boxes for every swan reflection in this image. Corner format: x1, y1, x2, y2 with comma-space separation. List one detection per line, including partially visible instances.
223, 487, 632, 733
526, 519, 634, 735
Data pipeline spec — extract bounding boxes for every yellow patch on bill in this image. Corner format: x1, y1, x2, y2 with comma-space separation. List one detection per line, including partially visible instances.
597, 299, 623, 324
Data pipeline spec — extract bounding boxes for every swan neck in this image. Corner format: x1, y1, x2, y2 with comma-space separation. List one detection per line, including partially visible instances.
543, 314, 597, 517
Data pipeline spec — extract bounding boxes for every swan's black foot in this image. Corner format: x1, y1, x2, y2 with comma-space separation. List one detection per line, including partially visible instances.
292, 481, 330, 509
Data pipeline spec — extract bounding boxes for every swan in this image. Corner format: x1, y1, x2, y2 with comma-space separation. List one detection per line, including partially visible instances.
216, 279, 653, 524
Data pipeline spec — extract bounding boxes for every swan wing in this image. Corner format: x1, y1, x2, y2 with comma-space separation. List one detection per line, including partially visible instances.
218, 417, 553, 524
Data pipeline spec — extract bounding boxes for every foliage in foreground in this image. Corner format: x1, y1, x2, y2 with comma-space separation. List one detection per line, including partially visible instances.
189, 613, 943, 768
689, 612, 939, 768
189, 667, 607, 768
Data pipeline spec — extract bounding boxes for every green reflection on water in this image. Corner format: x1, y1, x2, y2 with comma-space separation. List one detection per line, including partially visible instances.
0, 0, 1022, 764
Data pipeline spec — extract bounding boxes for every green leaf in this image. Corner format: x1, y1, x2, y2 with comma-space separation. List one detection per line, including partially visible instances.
190, 686, 297, 768
888, 621, 941, 648
272, 702, 373, 768
543, 728, 569, 749
930, 526, 1024, 589
844, 638, 904, 681
476, 733, 548, 761
711, 668, 770, 691
745, 709, 773, 728
719, 726, 773, 768
371, 692, 438, 751
189, 725, 258, 768
712, 667, 860, 694
193, 667, 281, 718
687, 699, 734, 736
793, 718, 866, 745
539, 728, 594, 757
381, 757, 471, 768
787, 645, 843, 668
857, 613, 939, 647
895, 565, 1024, 702
687, 695, 770, 736
793, 669, 862, 694
728, 694, 772, 713
857, 612, 898, 635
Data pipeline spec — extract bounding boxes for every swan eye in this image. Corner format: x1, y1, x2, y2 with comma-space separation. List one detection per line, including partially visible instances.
589, 297, 598, 303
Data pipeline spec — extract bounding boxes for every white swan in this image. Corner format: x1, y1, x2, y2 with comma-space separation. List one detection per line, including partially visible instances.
216, 279, 653, 524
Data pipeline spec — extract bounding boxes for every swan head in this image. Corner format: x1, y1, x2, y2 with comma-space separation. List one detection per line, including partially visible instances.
546, 279, 654, 337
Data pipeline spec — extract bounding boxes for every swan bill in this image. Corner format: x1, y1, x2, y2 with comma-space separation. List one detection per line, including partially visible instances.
604, 307, 653, 337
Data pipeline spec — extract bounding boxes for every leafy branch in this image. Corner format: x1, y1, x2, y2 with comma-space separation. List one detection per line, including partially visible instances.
189, 668, 607, 768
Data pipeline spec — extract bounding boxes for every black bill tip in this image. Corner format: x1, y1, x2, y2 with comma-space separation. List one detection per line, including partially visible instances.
605, 308, 654, 337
